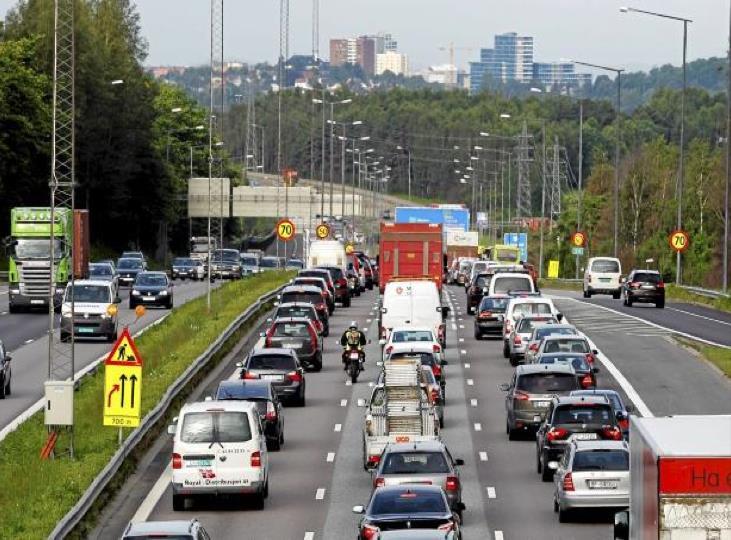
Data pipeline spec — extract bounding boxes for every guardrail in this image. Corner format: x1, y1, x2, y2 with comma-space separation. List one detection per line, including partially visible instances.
678, 285, 730, 299
49, 285, 283, 539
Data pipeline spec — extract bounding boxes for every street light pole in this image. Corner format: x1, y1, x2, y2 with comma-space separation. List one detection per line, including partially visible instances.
576, 99, 584, 279
725, 2, 731, 292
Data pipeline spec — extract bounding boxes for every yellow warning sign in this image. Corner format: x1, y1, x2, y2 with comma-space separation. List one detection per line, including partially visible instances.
345, 242, 355, 254
316, 223, 330, 239
547, 260, 560, 279
103, 328, 143, 427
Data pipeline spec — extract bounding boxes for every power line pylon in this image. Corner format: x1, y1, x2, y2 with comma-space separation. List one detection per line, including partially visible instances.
515, 121, 533, 218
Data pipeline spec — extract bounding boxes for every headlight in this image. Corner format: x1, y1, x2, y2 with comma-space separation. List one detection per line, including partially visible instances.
131, 290, 141, 296
61, 309, 72, 318
10, 289, 20, 294
100, 312, 111, 320
55, 288, 65, 295
159, 290, 168, 296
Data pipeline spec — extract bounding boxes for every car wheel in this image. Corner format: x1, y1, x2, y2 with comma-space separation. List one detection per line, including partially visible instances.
626, 295, 633, 307
5, 377, 10, 396
558, 507, 571, 523
541, 453, 554, 482
656, 300, 665, 308
509, 354, 519, 367
502, 341, 510, 359
263, 478, 269, 498
172, 494, 185, 511
129, 301, 135, 310
314, 353, 323, 372
252, 490, 265, 510
60, 331, 70, 343
107, 330, 117, 343
0, 376, 5, 399
507, 421, 517, 441
267, 436, 281, 451
323, 326, 329, 337
8, 304, 19, 314
584, 287, 592, 298
296, 388, 306, 407
167, 299, 174, 309
612, 291, 621, 300
474, 330, 481, 340
553, 496, 559, 513
344, 297, 351, 307
536, 448, 543, 473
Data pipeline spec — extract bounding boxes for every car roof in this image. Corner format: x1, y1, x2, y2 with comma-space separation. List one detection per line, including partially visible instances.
384, 440, 447, 453
570, 389, 621, 398
272, 317, 312, 324
629, 269, 660, 274
277, 302, 316, 310
372, 484, 444, 495
250, 347, 296, 356
542, 334, 585, 341
282, 285, 322, 293
181, 400, 256, 413
391, 327, 434, 333
571, 439, 629, 451
388, 343, 437, 353
117, 257, 142, 262
89, 262, 113, 267
294, 276, 326, 283
516, 364, 575, 375
138, 271, 167, 277
124, 519, 198, 536
376, 531, 452, 540
508, 297, 551, 305
217, 379, 272, 397
553, 395, 611, 406
69, 279, 113, 288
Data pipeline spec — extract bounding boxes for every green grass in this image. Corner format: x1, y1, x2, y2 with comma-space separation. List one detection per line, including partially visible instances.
0, 271, 294, 539
675, 337, 731, 378
538, 278, 582, 292
664, 284, 731, 314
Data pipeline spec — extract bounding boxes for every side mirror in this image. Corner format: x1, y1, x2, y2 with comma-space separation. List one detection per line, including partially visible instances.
266, 318, 272, 322
381, 307, 388, 314
556, 312, 563, 322
352, 505, 365, 514
547, 461, 559, 470
592, 367, 600, 374
259, 332, 266, 337
235, 361, 244, 368
441, 359, 449, 365
273, 302, 279, 306
616, 411, 626, 420
167, 424, 176, 435
620, 277, 627, 284
592, 349, 599, 356
454, 458, 465, 466
454, 502, 466, 513
498, 383, 510, 392
625, 404, 635, 413
114, 297, 122, 304
4, 355, 11, 362
442, 306, 451, 315
204, 396, 213, 402
376, 361, 383, 367
614, 510, 630, 540
378, 339, 386, 346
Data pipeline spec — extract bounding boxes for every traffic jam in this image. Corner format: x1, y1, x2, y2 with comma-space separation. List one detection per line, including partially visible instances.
104, 207, 729, 540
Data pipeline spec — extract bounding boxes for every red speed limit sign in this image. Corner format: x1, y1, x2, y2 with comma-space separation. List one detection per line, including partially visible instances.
668, 229, 690, 253
277, 219, 295, 242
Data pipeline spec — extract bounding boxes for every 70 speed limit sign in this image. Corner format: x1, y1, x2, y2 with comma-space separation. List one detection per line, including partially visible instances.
277, 219, 295, 242
668, 229, 690, 253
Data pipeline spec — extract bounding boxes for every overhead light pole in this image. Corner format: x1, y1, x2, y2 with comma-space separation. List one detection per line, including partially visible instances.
396, 145, 412, 200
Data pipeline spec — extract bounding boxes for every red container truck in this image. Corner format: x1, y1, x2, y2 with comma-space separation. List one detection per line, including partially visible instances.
379, 223, 443, 294
615, 415, 731, 540
73, 209, 90, 280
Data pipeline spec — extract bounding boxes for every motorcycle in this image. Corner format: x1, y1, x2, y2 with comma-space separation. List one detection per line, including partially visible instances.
342, 346, 364, 383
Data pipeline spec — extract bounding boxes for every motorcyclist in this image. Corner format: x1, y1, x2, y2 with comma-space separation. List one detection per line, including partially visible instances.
340, 321, 366, 369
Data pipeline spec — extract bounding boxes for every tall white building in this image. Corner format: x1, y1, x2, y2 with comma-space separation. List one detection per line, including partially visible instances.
376, 51, 409, 76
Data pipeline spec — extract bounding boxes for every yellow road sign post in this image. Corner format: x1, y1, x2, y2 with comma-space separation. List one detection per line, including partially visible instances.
103, 328, 143, 428
547, 260, 560, 279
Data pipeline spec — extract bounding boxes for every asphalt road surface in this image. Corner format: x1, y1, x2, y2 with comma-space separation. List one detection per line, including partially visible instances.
93, 284, 731, 540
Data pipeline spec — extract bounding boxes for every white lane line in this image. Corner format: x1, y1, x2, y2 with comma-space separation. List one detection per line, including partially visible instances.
304, 533, 315, 540
470, 398, 478, 407
479, 451, 488, 461
459, 337, 465, 342
24, 339, 33, 344
466, 379, 474, 386
458, 317, 464, 321
486, 486, 496, 498
460, 349, 466, 354
474, 423, 482, 431
315, 488, 326, 500
345, 380, 352, 386
340, 399, 348, 407
451, 323, 457, 330
667, 306, 731, 327
459, 325, 464, 329
366, 319, 372, 323
495, 531, 504, 540
131, 464, 171, 523
464, 362, 471, 369
334, 423, 342, 432
0, 311, 7, 315
326, 452, 335, 462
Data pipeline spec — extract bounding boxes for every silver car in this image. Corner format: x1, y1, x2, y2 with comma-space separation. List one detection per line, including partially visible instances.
371, 441, 465, 516
524, 325, 579, 363
507, 315, 558, 366
551, 439, 630, 522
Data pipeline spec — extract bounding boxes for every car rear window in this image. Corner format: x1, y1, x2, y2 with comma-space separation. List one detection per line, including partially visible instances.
281, 292, 322, 304
554, 405, 614, 425
319, 267, 343, 280
632, 273, 661, 283
535, 327, 575, 340
180, 411, 252, 443
573, 450, 629, 472
543, 338, 589, 354
493, 276, 532, 293
391, 330, 434, 343
517, 318, 554, 333
277, 307, 314, 319
272, 323, 310, 338
216, 383, 269, 400
591, 260, 620, 273
294, 278, 325, 290
248, 354, 296, 370
517, 373, 578, 393
371, 490, 447, 515
474, 276, 490, 288
539, 354, 591, 372
241, 256, 258, 265
479, 297, 509, 312
513, 302, 552, 317
381, 452, 450, 474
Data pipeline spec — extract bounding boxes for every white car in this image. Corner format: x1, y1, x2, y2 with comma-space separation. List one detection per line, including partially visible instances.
60, 280, 120, 342
583, 257, 622, 299
502, 297, 562, 356
379, 327, 441, 361
488, 272, 536, 297
380, 280, 449, 349
168, 400, 269, 511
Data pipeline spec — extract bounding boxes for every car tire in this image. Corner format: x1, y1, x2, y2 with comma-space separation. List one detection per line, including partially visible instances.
107, 330, 117, 343
583, 287, 591, 298
509, 354, 519, 367
5, 377, 10, 396
314, 353, 323, 372
60, 331, 70, 343
172, 494, 185, 511
8, 304, 19, 314
553, 496, 559, 513
129, 301, 135, 310
541, 453, 554, 482
167, 299, 174, 309
502, 341, 510, 359
626, 295, 633, 307
656, 300, 665, 309
0, 376, 5, 399
296, 388, 306, 407
507, 421, 517, 441
268, 436, 281, 451
344, 297, 351, 307
612, 291, 621, 300
263, 478, 269, 498
252, 490, 265, 510
323, 326, 329, 337
474, 330, 481, 340
558, 507, 571, 523
536, 448, 543, 473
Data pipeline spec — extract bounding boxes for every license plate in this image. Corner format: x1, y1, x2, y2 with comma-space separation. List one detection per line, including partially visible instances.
141, 296, 156, 301
349, 353, 360, 360
533, 401, 550, 408
282, 343, 300, 349
641, 285, 655, 290
395, 436, 410, 443
589, 480, 618, 489
599, 278, 611, 283
573, 433, 598, 440
31, 299, 44, 305
262, 374, 284, 381
78, 327, 95, 333
186, 459, 212, 467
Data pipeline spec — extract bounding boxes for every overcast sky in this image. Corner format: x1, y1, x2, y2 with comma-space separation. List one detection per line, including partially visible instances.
1, 0, 728, 74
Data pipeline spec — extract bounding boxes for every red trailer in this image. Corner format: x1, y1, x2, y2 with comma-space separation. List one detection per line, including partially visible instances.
379, 223, 443, 293
73, 209, 90, 280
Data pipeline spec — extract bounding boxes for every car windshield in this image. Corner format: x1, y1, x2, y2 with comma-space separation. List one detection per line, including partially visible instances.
248, 354, 296, 370
517, 318, 554, 333
543, 338, 589, 354
539, 355, 591, 372
282, 292, 322, 304
272, 323, 310, 338
89, 265, 113, 277
554, 405, 614, 425
494, 276, 532, 293
277, 307, 314, 319
294, 279, 324, 290
216, 384, 269, 400
474, 276, 490, 288
632, 272, 661, 283
591, 260, 619, 273
214, 250, 239, 262
513, 302, 552, 317
118, 259, 142, 269
535, 327, 575, 340
381, 452, 450, 474
319, 267, 343, 280
370, 490, 447, 515
172, 258, 193, 267
573, 450, 629, 472
517, 373, 577, 393
241, 256, 258, 266
478, 297, 509, 312
136, 274, 167, 287
391, 330, 434, 343
180, 411, 251, 443
260, 258, 279, 268
14, 238, 63, 259
65, 284, 111, 303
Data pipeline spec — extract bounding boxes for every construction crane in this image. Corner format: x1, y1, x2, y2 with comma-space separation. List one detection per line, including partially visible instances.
437, 43, 476, 87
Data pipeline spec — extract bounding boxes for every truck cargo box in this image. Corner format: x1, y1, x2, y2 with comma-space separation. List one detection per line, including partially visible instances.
379, 223, 444, 293
73, 209, 90, 280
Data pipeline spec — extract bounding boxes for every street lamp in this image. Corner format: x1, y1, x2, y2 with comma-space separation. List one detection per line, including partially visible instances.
620, 6, 692, 285
571, 59, 624, 258
396, 145, 413, 200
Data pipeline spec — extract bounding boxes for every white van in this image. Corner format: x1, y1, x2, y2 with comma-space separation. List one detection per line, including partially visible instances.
488, 272, 536, 296
380, 280, 449, 348
583, 257, 622, 299
307, 240, 347, 268
168, 401, 269, 510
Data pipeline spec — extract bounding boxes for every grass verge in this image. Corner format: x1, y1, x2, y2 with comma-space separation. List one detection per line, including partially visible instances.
675, 337, 731, 379
538, 278, 582, 292
0, 271, 294, 539
664, 284, 731, 314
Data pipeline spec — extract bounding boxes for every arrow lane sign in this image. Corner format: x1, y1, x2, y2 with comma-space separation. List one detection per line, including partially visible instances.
130, 375, 137, 408
119, 374, 127, 407
108, 384, 120, 407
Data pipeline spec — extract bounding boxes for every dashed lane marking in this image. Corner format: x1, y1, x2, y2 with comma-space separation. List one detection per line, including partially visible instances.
467, 379, 474, 386
474, 423, 482, 431
464, 362, 471, 369
304, 533, 315, 540
459, 325, 465, 329
495, 531, 504, 540
486, 486, 496, 498
326, 452, 335, 462
451, 324, 457, 330
315, 488, 326, 500
479, 451, 488, 461
667, 306, 731, 327
334, 423, 342, 432
340, 399, 348, 407
470, 399, 478, 407
345, 380, 352, 386
459, 337, 465, 342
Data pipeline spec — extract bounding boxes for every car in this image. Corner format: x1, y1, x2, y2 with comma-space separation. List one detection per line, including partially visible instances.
353, 485, 463, 540
466, 272, 492, 314
385, 343, 446, 397
168, 401, 269, 510
0, 340, 12, 399
130, 271, 174, 309
473, 295, 510, 339
530, 335, 598, 367
278, 285, 329, 332
455, 259, 474, 286
380, 327, 441, 359
211, 248, 243, 279
286, 258, 304, 269
273, 301, 326, 336
536, 395, 623, 481
88, 262, 119, 294
60, 280, 121, 342
238, 348, 306, 405
622, 269, 665, 308
583, 257, 622, 299
261, 317, 322, 372
240, 252, 261, 275
551, 439, 630, 522
300, 268, 337, 303
117, 257, 144, 286
170, 257, 204, 281
372, 441, 465, 516
375, 532, 456, 540
315, 265, 351, 307
524, 324, 579, 363
121, 251, 146, 268
122, 518, 211, 539
570, 389, 634, 439
467, 260, 491, 290
502, 297, 562, 357
536, 352, 599, 389
259, 256, 283, 271
488, 272, 536, 297
216, 379, 284, 451
507, 315, 558, 366
500, 364, 580, 439
292, 276, 334, 314
354, 251, 375, 290
381, 280, 448, 349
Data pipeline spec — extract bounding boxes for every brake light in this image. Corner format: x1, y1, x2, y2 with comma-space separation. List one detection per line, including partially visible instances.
243, 371, 258, 380
601, 426, 623, 441
380, 327, 387, 339
445, 476, 460, 491
514, 391, 530, 401
580, 374, 593, 389
657, 281, 665, 288
513, 334, 522, 345
618, 418, 630, 431
437, 522, 455, 532
585, 353, 595, 365
307, 324, 318, 350
385, 345, 393, 355
265, 401, 277, 421
373, 476, 385, 488
479, 311, 492, 317
430, 387, 440, 404
562, 472, 575, 491
367, 455, 381, 467
362, 525, 380, 540
546, 427, 569, 441
251, 450, 262, 467
433, 344, 442, 353
265, 326, 274, 348
172, 453, 182, 469
432, 364, 442, 378
438, 324, 445, 339
316, 302, 326, 311
529, 343, 538, 352
287, 371, 303, 383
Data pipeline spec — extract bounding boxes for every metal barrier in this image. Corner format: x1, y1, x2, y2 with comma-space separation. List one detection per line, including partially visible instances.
678, 285, 730, 300
49, 285, 283, 539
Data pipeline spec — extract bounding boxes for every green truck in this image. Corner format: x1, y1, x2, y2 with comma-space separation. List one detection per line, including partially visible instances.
8, 207, 89, 313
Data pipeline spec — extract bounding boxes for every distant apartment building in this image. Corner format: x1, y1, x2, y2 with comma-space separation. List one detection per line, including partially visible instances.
532, 62, 591, 88
330, 33, 398, 76
376, 51, 409, 76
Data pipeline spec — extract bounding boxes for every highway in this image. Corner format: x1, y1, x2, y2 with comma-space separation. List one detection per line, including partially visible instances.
92, 282, 731, 539
0, 278, 221, 435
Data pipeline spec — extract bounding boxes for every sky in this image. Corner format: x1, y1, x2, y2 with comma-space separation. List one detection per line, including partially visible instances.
1, 0, 728, 74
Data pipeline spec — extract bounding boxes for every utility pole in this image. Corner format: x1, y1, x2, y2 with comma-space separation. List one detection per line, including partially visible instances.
329, 103, 335, 218
725, 2, 731, 292
311, 0, 319, 62
218, 0, 225, 253
549, 136, 562, 222
516, 121, 532, 218
576, 100, 584, 279
538, 122, 547, 279
340, 128, 346, 216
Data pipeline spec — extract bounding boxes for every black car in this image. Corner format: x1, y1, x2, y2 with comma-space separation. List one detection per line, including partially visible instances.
215, 379, 284, 451
129, 272, 174, 309
210, 249, 243, 280
273, 301, 327, 336
570, 389, 634, 439
536, 395, 623, 481
473, 295, 510, 339
299, 268, 337, 304
279, 285, 329, 329
316, 265, 351, 307
622, 269, 665, 308
238, 348, 306, 406
466, 272, 492, 314
353, 485, 463, 540
292, 276, 334, 314
117, 257, 144, 287
0, 340, 12, 399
